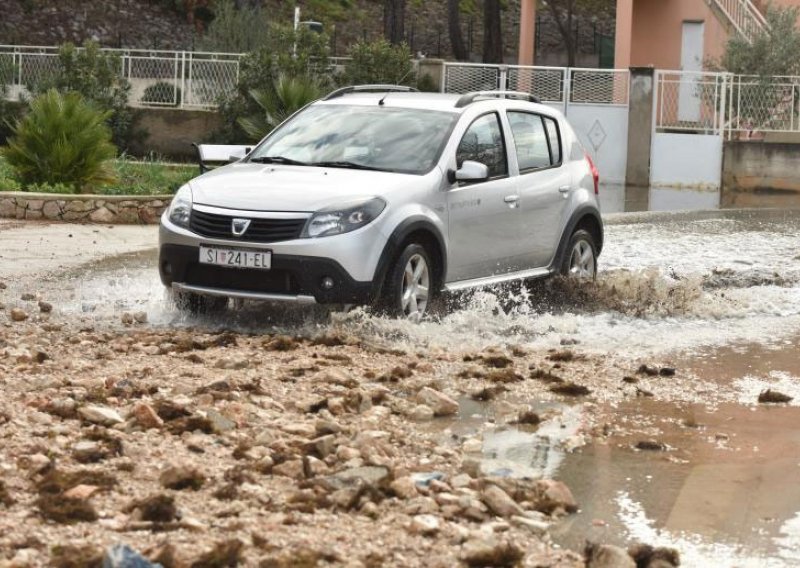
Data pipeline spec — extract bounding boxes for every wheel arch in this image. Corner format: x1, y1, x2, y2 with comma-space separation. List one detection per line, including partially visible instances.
373, 217, 448, 298
550, 206, 604, 272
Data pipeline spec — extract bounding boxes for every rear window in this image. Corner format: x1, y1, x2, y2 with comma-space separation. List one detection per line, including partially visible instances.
507, 111, 562, 172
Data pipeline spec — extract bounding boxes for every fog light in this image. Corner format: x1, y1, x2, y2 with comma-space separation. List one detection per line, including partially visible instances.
321, 276, 335, 290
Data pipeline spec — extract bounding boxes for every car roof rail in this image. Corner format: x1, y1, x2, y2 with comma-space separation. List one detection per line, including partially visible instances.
323, 84, 419, 101
455, 90, 541, 108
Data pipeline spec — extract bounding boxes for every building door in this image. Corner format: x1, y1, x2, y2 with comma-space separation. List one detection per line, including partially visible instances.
679, 21, 705, 123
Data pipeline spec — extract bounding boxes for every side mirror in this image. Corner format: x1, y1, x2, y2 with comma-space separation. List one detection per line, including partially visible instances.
229, 148, 247, 162
455, 160, 489, 183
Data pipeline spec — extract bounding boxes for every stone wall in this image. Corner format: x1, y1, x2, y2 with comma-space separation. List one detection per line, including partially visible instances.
722, 141, 800, 208
0, 192, 172, 224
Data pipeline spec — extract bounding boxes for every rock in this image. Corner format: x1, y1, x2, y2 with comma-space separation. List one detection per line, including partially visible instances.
72, 440, 106, 463
461, 537, 523, 567
103, 544, 159, 568
308, 435, 336, 458
637, 364, 659, 376
409, 404, 435, 421
514, 409, 540, 425
214, 357, 249, 370
121, 312, 134, 325
659, 367, 676, 377
635, 440, 666, 451
481, 484, 524, 518
132, 403, 163, 429
10, 308, 28, 322
327, 466, 390, 489
62, 484, 100, 500
78, 404, 124, 426
89, 207, 116, 223
758, 389, 793, 404
272, 459, 305, 479
416, 387, 459, 417
133, 311, 148, 324
534, 479, 578, 514
586, 544, 636, 568
409, 514, 440, 535
390, 476, 419, 500
510, 515, 549, 536
628, 544, 680, 568
160, 465, 205, 490
38, 300, 53, 313
206, 410, 236, 433
411, 472, 446, 487
20, 293, 36, 301
462, 438, 483, 453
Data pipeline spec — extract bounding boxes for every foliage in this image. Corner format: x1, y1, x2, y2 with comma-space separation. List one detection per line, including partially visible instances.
27, 41, 141, 152
718, 5, 800, 77
24, 181, 76, 194
2, 90, 117, 192
215, 25, 332, 143
197, 0, 273, 52
416, 72, 438, 93
339, 39, 414, 86
238, 75, 323, 142
142, 82, 182, 107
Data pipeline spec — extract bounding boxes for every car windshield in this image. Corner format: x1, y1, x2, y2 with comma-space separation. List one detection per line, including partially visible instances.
248, 104, 459, 175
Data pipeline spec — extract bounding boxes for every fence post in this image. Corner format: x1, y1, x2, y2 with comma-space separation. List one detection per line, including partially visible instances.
180, 51, 187, 109
499, 65, 508, 91
440, 62, 447, 93
624, 66, 656, 212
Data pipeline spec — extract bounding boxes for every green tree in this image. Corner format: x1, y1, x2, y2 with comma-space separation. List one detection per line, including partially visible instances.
197, 0, 272, 52
340, 39, 414, 86
719, 5, 800, 76
237, 75, 322, 141
2, 90, 117, 192
28, 41, 139, 152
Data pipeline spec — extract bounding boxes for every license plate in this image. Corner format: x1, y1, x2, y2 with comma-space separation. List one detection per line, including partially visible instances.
199, 246, 272, 270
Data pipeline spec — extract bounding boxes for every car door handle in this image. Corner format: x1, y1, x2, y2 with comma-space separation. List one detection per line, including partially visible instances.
504, 195, 520, 203
558, 185, 571, 193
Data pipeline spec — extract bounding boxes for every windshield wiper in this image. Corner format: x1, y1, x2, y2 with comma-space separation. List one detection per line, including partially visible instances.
311, 160, 389, 172
249, 156, 309, 166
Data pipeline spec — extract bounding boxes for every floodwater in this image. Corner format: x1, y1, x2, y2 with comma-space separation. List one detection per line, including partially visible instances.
4, 207, 800, 566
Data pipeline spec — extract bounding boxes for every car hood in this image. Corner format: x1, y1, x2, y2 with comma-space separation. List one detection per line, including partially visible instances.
189, 163, 419, 212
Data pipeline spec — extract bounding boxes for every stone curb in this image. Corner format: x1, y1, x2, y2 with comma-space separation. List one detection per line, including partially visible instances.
0, 191, 173, 224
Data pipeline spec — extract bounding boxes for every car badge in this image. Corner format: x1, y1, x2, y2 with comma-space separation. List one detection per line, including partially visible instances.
231, 218, 251, 236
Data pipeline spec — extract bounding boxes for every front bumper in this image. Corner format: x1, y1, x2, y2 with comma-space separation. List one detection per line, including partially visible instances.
159, 243, 376, 305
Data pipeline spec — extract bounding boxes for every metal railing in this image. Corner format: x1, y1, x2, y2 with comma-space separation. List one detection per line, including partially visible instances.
654, 70, 729, 135
728, 75, 800, 135
1, 45, 242, 110
709, 0, 768, 43
440, 62, 630, 108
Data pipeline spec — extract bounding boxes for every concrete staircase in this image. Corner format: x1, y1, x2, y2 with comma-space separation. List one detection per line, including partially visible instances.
708, 0, 768, 42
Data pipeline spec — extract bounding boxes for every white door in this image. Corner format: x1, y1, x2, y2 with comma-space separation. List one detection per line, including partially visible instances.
679, 21, 704, 123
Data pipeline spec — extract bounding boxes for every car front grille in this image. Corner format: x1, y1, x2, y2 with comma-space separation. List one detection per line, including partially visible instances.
190, 209, 306, 243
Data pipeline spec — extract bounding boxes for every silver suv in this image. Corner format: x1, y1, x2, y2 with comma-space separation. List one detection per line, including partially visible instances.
159, 86, 603, 318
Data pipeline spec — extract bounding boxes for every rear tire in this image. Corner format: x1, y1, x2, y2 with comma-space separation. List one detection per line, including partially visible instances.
379, 243, 434, 319
560, 229, 597, 280
172, 290, 229, 315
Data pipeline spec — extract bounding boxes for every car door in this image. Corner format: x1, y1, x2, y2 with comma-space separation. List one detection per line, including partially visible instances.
446, 112, 523, 283
506, 111, 572, 268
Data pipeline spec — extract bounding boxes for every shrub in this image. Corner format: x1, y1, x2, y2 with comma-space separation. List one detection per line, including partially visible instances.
28, 41, 141, 152
417, 72, 439, 93
0, 56, 22, 144
215, 25, 332, 143
197, 0, 273, 53
2, 90, 117, 192
718, 5, 800, 76
237, 75, 322, 142
142, 81, 182, 107
339, 40, 415, 87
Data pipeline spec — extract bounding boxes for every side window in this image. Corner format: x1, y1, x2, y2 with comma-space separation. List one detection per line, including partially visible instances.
508, 111, 556, 172
456, 113, 508, 179
544, 117, 562, 164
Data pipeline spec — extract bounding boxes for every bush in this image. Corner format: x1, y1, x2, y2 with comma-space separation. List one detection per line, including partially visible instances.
237, 75, 322, 142
28, 41, 142, 152
108, 156, 196, 196
339, 40, 415, 87
197, 0, 273, 53
718, 6, 800, 76
0, 56, 22, 144
417, 72, 439, 93
2, 90, 117, 192
142, 81, 182, 107
215, 25, 332, 143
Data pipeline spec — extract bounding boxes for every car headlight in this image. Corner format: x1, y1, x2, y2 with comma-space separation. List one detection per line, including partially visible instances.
303, 197, 386, 238
167, 185, 192, 228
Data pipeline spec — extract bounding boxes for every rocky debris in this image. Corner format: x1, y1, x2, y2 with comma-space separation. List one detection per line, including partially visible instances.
160, 465, 205, 491
477, 353, 514, 369
409, 514, 440, 535
326, 466, 391, 490
129, 493, 178, 523
38, 300, 53, 313
585, 543, 636, 568
659, 367, 676, 377
264, 335, 299, 351
103, 544, 159, 568
635, 440, 667, 451
481, 484, 524, 518
416, 387, 459, 416
758, 389, 793, 404
0, 480, 15, 507
622, 376, 639, 384
132, 403, 164, 429
513, 409, 540, 425
78, 404, 124, 426
550, 382, 592, 396
637, 364, 659, 376
409, 404, 435, 420
190, 539, 244, 568
548, 349, 582, 362
486, 368, 524, 383
628, 543, 681, 567
51, 544, 104, 567
133, 311, 148, 324
390, 476, 420, 500
9, 308, 28, 321
461, 536, 524, 567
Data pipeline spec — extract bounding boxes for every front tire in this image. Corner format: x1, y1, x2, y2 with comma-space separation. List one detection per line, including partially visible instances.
561, 229, 597, 279
380, 243, 434, 319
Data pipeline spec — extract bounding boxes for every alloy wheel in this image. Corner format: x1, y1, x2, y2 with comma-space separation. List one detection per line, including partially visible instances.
568, 240, 595, 279
401, 253, 430, 317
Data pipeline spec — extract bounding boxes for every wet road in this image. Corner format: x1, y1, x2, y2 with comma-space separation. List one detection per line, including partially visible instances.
2, 208, 800, 566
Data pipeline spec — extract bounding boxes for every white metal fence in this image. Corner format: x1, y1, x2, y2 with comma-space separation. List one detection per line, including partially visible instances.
0, 45, 242, 110
440, 62, 630, 108
654, 70, 729, 135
